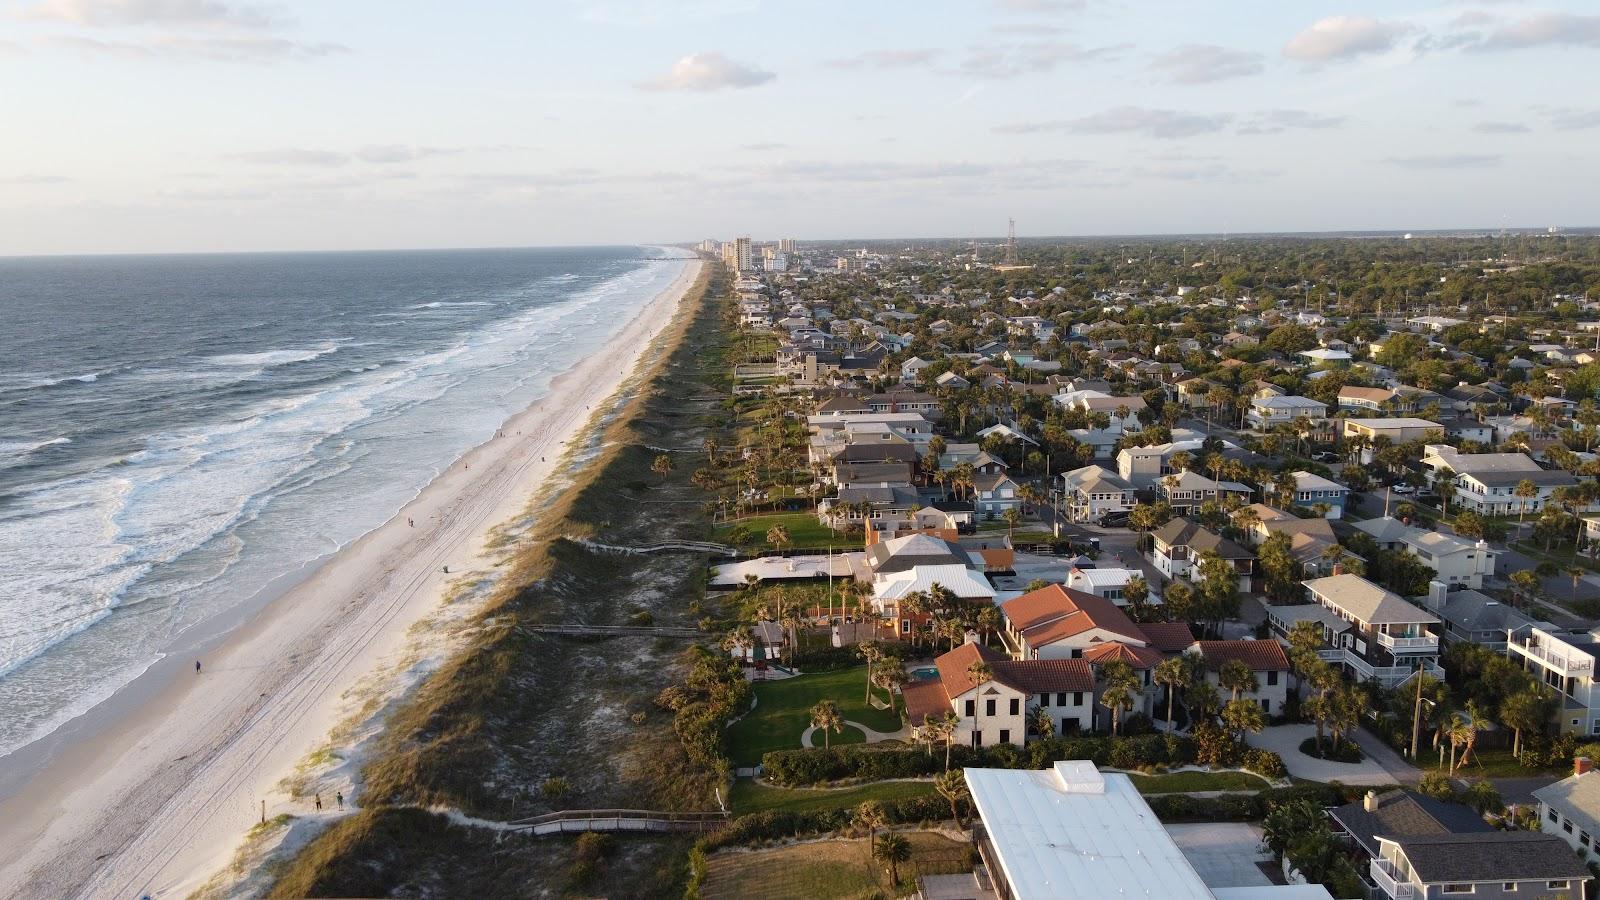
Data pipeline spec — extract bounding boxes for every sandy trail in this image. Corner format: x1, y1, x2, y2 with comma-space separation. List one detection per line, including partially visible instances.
0, 255, 705, 899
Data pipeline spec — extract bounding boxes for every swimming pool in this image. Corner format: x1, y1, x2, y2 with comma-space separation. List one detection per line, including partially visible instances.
911, 666, 938, 680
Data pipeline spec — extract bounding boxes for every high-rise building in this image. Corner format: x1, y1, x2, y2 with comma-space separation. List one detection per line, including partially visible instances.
732, 236, 753, 271
778, 238, 797, 253
765, 253, 788, 273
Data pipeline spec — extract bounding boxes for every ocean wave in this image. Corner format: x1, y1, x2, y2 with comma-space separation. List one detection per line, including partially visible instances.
0, 437, 73, 469
203, 341, 344, 369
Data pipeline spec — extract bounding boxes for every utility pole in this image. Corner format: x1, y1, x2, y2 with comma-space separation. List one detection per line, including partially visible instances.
1410, 669, 1427, 760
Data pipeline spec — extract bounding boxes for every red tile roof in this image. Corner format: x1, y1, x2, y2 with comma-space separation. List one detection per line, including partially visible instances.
935, 641, 1005, 699
991, 658, 1094, 692
1191, 639, 1290, 672
902, 679, 953, 724
1001, 584, 1149, 649
1082, 642, 1164, 669
1139, 622, 1198, 655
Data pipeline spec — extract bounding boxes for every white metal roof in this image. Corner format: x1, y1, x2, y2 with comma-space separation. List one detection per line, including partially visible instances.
875, 564, 996, 601
964, 762, 1215, 900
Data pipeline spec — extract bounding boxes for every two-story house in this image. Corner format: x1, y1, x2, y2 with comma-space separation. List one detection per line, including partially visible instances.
1059, 465, 1136, 523
900, 641, 1095, 747
1150, 518, 1255, 593
1420, 444, 1580, 517
1267, 470, 1351, 519
973, 472, 1022, 519
1185, 640, 1290, 715
1508, 624, 1600, 736
1245, 395, 1328, 431
1354, 516, 1498, 589
1156, 470, 1253, 514
998, 584, 1155, 664
1290, 574, 1445, 688
1329, 788, 1495, 899
1368, 832, 1589, 900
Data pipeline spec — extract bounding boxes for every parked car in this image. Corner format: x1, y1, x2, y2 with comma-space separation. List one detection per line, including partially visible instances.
1391, 484, 1415, 494
1310, 451, 1339, 463
1098, 511, 1131, 528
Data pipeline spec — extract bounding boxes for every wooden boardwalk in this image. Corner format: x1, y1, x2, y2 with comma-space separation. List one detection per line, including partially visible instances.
505, 808, 727, 836
522, 623, 703, 639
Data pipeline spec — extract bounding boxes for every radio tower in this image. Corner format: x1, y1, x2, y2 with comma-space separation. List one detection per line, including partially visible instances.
1004, 218, 1018, 266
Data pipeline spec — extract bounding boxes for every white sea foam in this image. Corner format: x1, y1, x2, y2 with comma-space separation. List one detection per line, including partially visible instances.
0, 252, 692, 755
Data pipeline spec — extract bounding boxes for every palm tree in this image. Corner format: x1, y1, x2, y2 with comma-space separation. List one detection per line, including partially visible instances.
1098, 659, 1140, 737
1444, 711, 1472, 775
1123, 574, 1150, 621
856, 640, 883, 702
1153, 656, 1189, 733
1222, 697, 1267, 744
1515, 478, 1539, 522
966, 660, 992, 686
977, 606, 1001, 647
652, 453, 675, 477
1002, 507, 1023, 539
874, 833, 912, 888
780, 607, 803, 666
703, 436, 719, 467
810, 700, 844, 748
1570, 567, 1586, 605
1031, 706, 1056, 740
1218, 658, 1258, 703
720, 627, 753, 662
935, 769, 969, 828
933, 710, 960, 770
766, 523, 791, 553
873, 666, 908, 715
853, 800, 887, 845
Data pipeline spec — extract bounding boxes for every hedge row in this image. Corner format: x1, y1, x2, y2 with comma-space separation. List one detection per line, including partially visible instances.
1145, 782, 1341, 822
702, 794, 969, 852
763, 734, 1196, 787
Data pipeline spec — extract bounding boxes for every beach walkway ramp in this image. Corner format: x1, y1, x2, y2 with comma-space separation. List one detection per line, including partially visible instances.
505, 809, 728, 836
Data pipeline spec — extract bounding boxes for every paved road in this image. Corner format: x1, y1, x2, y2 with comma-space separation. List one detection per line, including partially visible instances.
1349, 726, 1423, 784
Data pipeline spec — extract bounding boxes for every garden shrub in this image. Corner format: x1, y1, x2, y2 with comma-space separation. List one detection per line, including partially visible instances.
1297, 737, 1363, 763
1243, 749, 1288, 779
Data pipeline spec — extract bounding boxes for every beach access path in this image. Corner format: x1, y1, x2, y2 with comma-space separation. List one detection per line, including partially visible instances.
0, 257, 705, 899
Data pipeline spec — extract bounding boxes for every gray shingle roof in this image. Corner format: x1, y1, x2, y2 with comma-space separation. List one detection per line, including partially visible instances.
1328, 790, 1492, 857
1391, 832, 1591, 883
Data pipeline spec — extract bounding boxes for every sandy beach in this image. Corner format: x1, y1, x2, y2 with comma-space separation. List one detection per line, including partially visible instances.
0, 255, 705, 899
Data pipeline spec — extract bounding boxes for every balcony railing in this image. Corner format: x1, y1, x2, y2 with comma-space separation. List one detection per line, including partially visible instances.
1321, 648, 1444, 686
1377, 633, 1439, 651
1369, 858, 1416, 900
1511, 636, 1596, 674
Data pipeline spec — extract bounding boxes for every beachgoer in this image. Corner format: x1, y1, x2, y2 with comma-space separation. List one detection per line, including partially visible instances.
315, 794, 322, 811
408, 517, 414, 527
195, 660, 202, 674
443, 565, 449, 574
337, 792, 344, 808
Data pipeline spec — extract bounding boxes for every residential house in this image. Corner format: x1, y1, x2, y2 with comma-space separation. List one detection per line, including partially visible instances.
1534, 759, 1600, 866
872, 564, 996, 636
1343, 417, 1443, 446
1415, 582, 1535, 650
1293, 574, 1444, 688
900, 641, 1094, 747
973, 472, 1022, 519
1270, 470, 1351, 519
999, 584, 1154, 665
1240, 504, 1342, 574
1065, 566, 1150, 609
1368, 833, 1588, 900
1507, 624, 1600, 736
900, 356, 932, 384
1420, 444, 1579, 517
1185, 640, 1290, 715
1245, 395, 1328, 430
1156, 470, 1253, 513
1353, 516, 1497, 588
934, 370, 970, 390
1059, 465, 1136, 523
1300, 347, 1352, 367
1329, 788, 1494, 894
1150, 518, 1255, 593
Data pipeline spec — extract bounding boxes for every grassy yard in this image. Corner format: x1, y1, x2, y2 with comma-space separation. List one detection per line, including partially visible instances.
729, 778, 935, 815
714, 511, 852, 551
1444, 749, 1566, 778
1125, 770, 1272, 794
699, 831, 969, 900
726, 667, 903, 766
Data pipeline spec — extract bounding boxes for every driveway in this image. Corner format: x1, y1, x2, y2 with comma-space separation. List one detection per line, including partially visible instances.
1165, 823, 1274, 888
1247, 724, 1402, 786
1347, 727, 1423, 784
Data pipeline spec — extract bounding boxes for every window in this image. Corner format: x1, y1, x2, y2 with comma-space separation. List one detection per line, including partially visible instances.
999, 729, 1011, 744
1266, 671, 1279, 686
1056, 692, 1067, 707
1563, 820, 1573, 834
1441, 885, 1473, 895
1039, 693, 1050, 707
986, 699, 996, 717
1009, 698, 1020, 716
965, 699, 975, 717
1502, 885, 1517, 893
1073, 692, 1084, 706
1581, 831, 1591, 848
1548, 881, 1570, 890
1549, 808, 1559, 823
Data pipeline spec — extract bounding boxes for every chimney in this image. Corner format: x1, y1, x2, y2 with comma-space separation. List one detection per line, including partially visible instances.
1426, 581, 1448, 612
1363, 790, 1380, 812
1578, 757, 1594, 777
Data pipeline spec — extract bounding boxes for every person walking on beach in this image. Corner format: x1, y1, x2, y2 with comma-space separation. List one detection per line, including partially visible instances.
314, 794, 322, 812
336, 791, 344, 808
195, 660, 201, 674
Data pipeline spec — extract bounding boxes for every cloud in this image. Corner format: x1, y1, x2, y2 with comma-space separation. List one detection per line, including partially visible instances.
638, 51, 774, 91
0, 174, 73, 184
1236, 109, 1344, 135
1150, 44, 1264, 84
1550, 109, 1600, 130
955, 40, 1127, 78
227, 148, 350, 166
38, 33, 346, 61
352, 145, 459, 163
1473, 14, 1600, 50
1283, 16, 1412, 61
1385, 154, 1501, 169
825, 48, 940, 69
995, 105, 1231, 139
20, 0, 277, 29
1472, 121, 1529, 133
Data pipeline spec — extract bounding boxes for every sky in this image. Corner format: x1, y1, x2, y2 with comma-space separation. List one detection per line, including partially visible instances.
1, 0, 1598, 255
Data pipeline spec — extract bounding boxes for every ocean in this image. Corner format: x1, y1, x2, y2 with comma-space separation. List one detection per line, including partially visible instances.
0, 245, 691, 758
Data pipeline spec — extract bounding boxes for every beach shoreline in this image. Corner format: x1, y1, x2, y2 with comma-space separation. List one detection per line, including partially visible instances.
0, 253, 706, 898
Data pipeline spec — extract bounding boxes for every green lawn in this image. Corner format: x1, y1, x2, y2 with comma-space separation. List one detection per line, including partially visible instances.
1445, 749, 1566, 778
1126, 770, 1272, 794
714, 511, 851, 551
726, 666, 903, 766
729, 778, 935, 814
